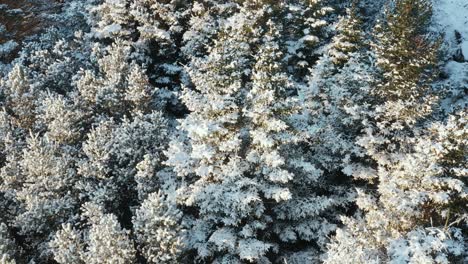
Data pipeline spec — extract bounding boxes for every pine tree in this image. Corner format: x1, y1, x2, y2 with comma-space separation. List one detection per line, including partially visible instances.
49, 224, 85, 264
0, 223, 16, 264
374, 0, 438, 103
125, 64, 154, 113
328, 2, 365, 67
167, 2, 350, 261
181, 0, 240, 61
1, 0, 176, 262
90, 0, 193, 112
0, 98, 25, 262
0, 0, 466, 262
325, 1, 467, 262
78, 111, 168, 217
77, 41, 133, 116
0, 134, 78, 261
0, 64, 36, 131
90, 0, 135, 40
130, 0, 191, 91
133, 191, 184, 263
326, 111, 467, 263
50, 203, 137, 264
37, 93, 87, 145
283, 0, 334, 82
82, 204, 136, 264
166, 5, 260, 261
364, 0, 440, 159
242, 20, 301, 261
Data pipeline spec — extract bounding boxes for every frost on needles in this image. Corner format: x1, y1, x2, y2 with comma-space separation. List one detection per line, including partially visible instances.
0, 0, 466, 263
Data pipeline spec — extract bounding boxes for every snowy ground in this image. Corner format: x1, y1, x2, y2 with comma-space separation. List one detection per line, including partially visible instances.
433, 0, 468, 56
432, 0, 468, 110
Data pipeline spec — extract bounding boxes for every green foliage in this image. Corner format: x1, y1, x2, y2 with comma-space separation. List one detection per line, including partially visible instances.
374, 0, 440, 101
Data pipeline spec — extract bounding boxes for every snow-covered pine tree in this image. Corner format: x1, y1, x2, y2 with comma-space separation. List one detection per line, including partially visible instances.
363, 0, 440, 175
166, 4, 260, 261
77, 111, 168, 219
1, 1, 178, 262
328, 2, 365, 67
50, 203, 137, 264
242, 19, 303, 262
374, 0, 438, 103
125, 63, 155, 113
0, 222, 17, 264
0, 0, 465, 262
0, 134, 79, 262
48, 223, 84, 264
167, 1, 350, 261
283, 0, 334, 82
182, 0, 240, 61
283, 18, 377, 259
276, 3, 380, 260
283, 55, 373, 261
90, 0, 135, 41
247, 17, 358, 262
359, 0, 440, 166
15, 0, 93, 96
0, 62, 79, 262
132, 191, 185, 263
130, 0, 191, 94
77, 41, 134, 117
302, 50, 376, 177
77, 38, 162, 115
0, 64, 37, 131
0, 111, 22, 228
326, 110, 467, 264
0, 65, 34, 218
0, 4, 111, 261
52, 197, 181, 264
325, 1, 467, 262
80, 203, 137, 264
90, 0, 193, 112
37, 93, 87, 145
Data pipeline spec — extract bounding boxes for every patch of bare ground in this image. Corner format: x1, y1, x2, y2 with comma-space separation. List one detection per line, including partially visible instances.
0, 0, 63, 62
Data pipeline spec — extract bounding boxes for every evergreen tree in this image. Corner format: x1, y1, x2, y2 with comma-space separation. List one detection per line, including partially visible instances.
132, 191, 185, 263
82, 204, 137, 264
0, 134, 78, 261
374, 0, 438, 103
325, 1, 467, 263
77, 41, 135, 117
182, 0, 239, 56
37, 94, 87, 145
167, 2, 348, 261
0, 64, 37, 131
328, 2, 365, 67
166, 4, 260, 261
49, 223, 85, 264
0, 222, 16, 264
50, 203, 137, 264
283, 0, 334, 82
91, 0, 193, 112
326, 110, 467, 263
90, 0, 135, 40
130, 0, 191, 91
78, 111, 168, 217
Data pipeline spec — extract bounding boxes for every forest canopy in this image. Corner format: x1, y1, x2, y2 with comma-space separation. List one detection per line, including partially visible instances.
0, 0, 466, 263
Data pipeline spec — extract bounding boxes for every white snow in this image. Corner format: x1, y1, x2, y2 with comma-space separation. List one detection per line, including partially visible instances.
95, 23, 122, 39
433, 0, 468, 58
0, 40, 18, 58
433, 0, 468, 112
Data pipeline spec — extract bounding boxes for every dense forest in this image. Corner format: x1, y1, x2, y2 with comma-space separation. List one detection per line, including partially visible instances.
0, 0, 466, 263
